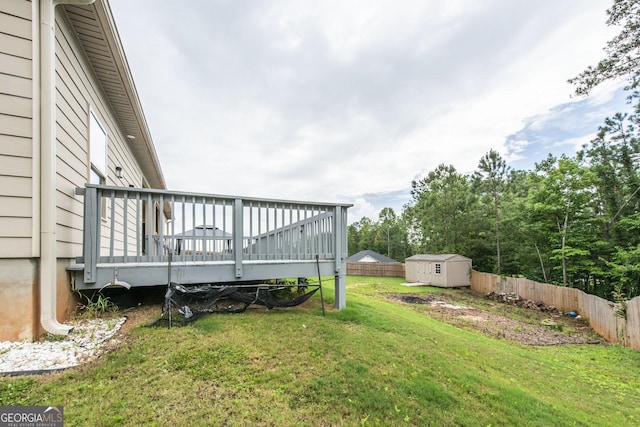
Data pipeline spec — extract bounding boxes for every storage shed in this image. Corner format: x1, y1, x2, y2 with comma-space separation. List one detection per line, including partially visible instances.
405, 254, 471, 288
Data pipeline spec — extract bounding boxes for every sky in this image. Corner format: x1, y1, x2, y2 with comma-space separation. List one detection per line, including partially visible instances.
109, 0, 631, 223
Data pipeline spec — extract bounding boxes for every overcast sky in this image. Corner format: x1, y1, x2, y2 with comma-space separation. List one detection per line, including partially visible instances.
109, 0, 629, 222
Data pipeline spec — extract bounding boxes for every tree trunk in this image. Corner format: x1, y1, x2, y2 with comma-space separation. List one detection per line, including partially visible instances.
561, 198, 571, 287
534, 242, 548, 283
494, 193, 501, 276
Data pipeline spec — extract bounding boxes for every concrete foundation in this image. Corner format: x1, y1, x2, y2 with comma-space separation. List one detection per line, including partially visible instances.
0, 259, 38, 341
0, 258, 77, 341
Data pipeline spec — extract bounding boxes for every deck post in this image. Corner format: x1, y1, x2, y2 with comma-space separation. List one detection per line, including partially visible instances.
234, 198, 243, 278
81, 186, 99, 284
334, 273, 346, 310
333, 206, 346, 309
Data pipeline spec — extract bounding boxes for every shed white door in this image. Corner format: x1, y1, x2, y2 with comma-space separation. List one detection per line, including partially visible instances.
417, 261, 431, 283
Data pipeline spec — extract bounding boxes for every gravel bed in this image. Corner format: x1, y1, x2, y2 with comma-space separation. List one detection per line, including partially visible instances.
0, 317, 126, 375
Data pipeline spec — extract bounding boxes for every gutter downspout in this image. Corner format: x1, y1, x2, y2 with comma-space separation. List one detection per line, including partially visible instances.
40, 0, 95, 335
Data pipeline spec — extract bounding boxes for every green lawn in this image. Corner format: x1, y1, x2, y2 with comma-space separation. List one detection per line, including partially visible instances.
1, 276, 639, 426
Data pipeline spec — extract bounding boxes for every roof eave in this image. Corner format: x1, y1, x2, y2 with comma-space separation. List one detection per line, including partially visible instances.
63, 0, 167, 189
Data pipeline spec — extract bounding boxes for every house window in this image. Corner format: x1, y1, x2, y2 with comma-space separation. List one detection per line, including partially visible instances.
435, 263, 442, 274
89, 110, 107, 184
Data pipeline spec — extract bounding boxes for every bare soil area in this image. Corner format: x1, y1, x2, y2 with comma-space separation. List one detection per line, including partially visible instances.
387, 289, 602, 346
119, 305, 163, 332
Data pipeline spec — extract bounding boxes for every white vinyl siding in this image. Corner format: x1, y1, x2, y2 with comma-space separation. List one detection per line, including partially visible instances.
0, 154, 30, 177
0, 0, 32, 20
0, 32, 31, 59
0, 54, 31, 94
0, 3, 151, 259
0, 10, 31, 40
0, 1, 32, 258
0, 197, 31, 217
54, 11, 144, 258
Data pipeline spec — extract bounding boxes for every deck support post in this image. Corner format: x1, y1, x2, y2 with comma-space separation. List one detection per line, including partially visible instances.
234, 198, 243, 278
334, 272, 346, 310
80, 186, 99, 284
333, 206, 347, 309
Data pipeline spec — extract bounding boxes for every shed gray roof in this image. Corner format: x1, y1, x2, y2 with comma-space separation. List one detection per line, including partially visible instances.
347, 250, 399, 263
405, 254, 471, 262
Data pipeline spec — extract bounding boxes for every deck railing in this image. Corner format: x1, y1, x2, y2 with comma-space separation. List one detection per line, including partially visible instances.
75, 185, 350, 292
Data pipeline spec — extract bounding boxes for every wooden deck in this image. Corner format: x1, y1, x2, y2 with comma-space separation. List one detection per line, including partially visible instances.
70, 185, 351, 308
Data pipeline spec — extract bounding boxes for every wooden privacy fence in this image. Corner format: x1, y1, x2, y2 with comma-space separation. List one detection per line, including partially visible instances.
347, 262, 405, 278
471, 271, 640, 351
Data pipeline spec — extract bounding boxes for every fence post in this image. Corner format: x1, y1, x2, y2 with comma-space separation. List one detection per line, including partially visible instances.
626, 297, 640, 351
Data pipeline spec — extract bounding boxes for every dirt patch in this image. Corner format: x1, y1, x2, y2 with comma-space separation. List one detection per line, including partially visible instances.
387, 290, 602, 346
119, 305, 163, 332
101, 286, 167, 334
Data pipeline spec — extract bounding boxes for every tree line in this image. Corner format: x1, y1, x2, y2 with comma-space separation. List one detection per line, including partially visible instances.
349, 0, 640, 301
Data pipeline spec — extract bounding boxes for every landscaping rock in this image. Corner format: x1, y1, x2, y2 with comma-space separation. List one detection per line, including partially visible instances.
484, 292, 560, 313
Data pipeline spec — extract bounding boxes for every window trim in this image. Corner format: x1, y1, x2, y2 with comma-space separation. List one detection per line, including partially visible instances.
89, 109, 107, 185
88, 109, 108, 220
434, 263, 442, 275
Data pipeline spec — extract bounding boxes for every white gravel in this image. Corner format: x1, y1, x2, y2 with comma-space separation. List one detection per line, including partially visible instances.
0, 317, 126, 375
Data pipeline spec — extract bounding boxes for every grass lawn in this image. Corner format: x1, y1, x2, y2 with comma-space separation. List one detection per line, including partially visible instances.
1, 276, 639, 426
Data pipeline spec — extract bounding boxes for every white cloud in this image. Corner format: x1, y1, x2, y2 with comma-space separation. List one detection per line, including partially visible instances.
504, 139, 530, 163
349, 198, 378, 224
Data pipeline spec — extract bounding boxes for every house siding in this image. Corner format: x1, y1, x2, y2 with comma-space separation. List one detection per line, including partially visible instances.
0, 0, 33, 258
1, 1, 159, 341
0, 0, 35, 339
54, 11, 144, 258
0, 0, 32, 20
